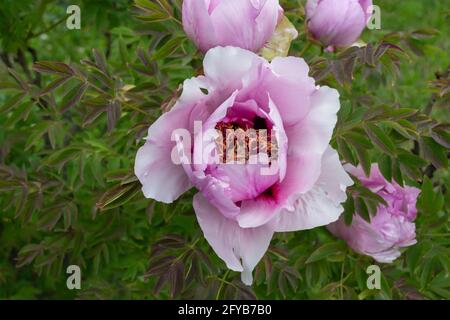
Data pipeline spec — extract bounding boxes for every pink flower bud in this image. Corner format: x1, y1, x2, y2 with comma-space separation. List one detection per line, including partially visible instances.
306, 0, 373, 48
182, 0, 282, 53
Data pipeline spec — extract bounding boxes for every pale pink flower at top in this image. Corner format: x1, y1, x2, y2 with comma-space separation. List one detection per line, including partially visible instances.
135, 46, 353, 285
306, 0, 373, 49
328, 164, 421, 263
182, 0, 283, 53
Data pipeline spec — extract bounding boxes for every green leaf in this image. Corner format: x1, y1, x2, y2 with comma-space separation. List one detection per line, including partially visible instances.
107, 100, 121, 132
92, 49, 109, 76
343, 131, 373, 149
0, 92, 26, 113
382, 120, 417, 139
354, 146, 371, 177
306, 243, 344, 264
343, 196, 355, 225
391, 159, 404, 187
61, 82, 88, 113
398, 152, 427, 168
39, 76, 72, 96
419, 136, 448, 169
96, 181, 141, 210
355, 197, 370, 222
363, 123, 397, 156
41, 146, 82, 169
8, 68, 29, 91
337, 138, 357, 165
418, 176, 444, 215
152, 36, 185, 61
378, 154, 392, 182
25, 122, 53, 150
33, 61, 74, 75
431, 127, 450, 149
0, 180, 23, 191
0, 81, 20, 90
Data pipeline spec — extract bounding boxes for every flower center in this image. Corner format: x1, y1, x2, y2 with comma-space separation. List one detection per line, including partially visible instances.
214, 116, 278, 164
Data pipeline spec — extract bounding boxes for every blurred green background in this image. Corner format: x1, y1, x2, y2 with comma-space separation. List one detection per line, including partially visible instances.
0, 0, 448, 299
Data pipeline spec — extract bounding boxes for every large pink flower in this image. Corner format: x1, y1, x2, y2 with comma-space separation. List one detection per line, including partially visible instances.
328, 164, 421, 263
135, 46, 353, 284
182, 0, 282, 53
306, 0, 373, 48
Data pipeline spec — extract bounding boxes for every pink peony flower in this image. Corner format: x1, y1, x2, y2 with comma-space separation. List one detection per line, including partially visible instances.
306, 0, 373, 48
135, 46, 353, 284
328, 164, 421, 263
182, 0, 282, 53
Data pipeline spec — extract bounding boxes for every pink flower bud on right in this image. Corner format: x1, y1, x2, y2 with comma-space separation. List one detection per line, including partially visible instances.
328, 164, 421, 263
306, 0, 373, 48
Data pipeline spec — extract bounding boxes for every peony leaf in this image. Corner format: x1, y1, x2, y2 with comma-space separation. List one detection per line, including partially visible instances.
363, 123, 397, 156
306, 243, 345, 264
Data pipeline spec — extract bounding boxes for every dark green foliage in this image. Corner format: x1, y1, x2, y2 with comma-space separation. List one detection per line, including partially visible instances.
0, 0, 448, 300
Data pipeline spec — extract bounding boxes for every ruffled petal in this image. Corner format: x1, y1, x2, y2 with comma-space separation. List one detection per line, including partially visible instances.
193, 193, 274, 285
135, 105, 195, 203
203, 46, 265, 93
281, 86, 340, 195
275, 147, 353, 232
237, 192, 280, 228
264, 56, 316, 126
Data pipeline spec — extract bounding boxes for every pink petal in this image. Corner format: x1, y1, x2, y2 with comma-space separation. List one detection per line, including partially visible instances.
254, 0, 282, 50
264, 56, 316, 127
189, 170, 241, 219
211, 163, 279, 203
328, 211, 416, 263
307, 0, 366, 47
210, 0, 279, 52
203, 47, 265, 93
192, 91, 239, 172
237, 191, 280, 228
330, 1, 366, 46
315, 147, 354, 204
275, 187, 344, 232
275, 147, 353, 232
135, 106, 194, 203
267, 97, 288, 180
182, 0, 217, 53
281, 86, 340, 195
359, 0, 373, 22
193, 193, 275, 285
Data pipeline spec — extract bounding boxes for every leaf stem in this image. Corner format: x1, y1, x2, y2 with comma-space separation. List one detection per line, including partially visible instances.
299, 42, 312, 57
339, 256, 346, 299
30, 16, 68, 40
215, 269, 230, 300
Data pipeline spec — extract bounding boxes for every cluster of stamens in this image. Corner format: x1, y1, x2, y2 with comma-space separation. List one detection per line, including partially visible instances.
214, 116, 278, 164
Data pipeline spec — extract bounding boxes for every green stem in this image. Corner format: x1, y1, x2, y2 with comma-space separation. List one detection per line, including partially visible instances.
30, 16, 68, 40
172, 237, 201, 265
215, 270, 230, 300
299, 42, 312, 57
339, 256, 346, 300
